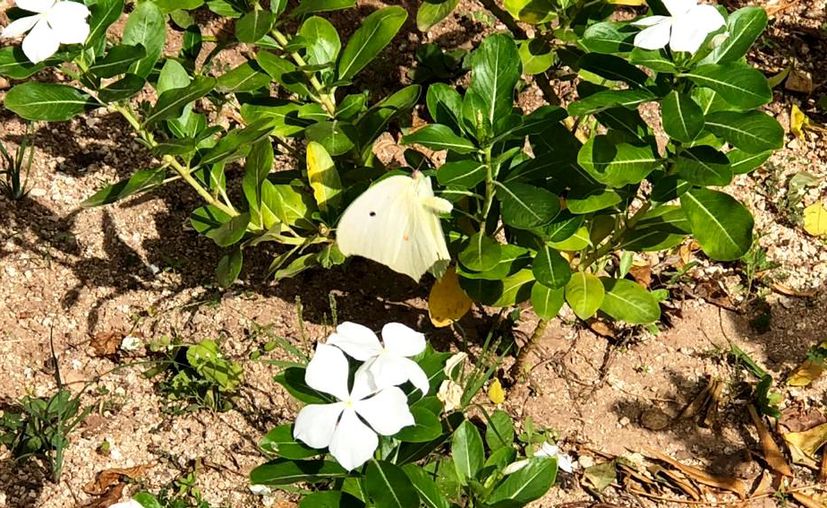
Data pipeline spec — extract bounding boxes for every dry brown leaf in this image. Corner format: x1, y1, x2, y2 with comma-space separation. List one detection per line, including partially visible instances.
791, 492, 827, 508
785, 70, 814, 94
820, 449, 827, 483
83, 465, 152, 495
779, 405, 827, 433
79, 483, 125, 508
642, 447, 748, 498
748, 405, 793, 476
751, 470, 775, 497
90, 331, 125, 358
587, 319, 615, 339
658, 468, 702, 500
783, 423, 827, 468
680, 381, 712, 419
629, 264, 652, 288
771, 283, 817, 298
702, 379, 724, 428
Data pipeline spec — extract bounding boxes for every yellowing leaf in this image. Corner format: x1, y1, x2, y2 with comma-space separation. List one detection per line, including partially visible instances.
488, 378, 505, 404
787, 341, 827, 387
783, 422, 827, 468
306, 141, 342, 213
803, 202, 827, 236
791, 104, 810, 139
428, 266, 472, 327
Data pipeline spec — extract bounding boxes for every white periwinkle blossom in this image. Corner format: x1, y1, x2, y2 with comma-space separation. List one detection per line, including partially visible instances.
327, 322, 430, 395
503, 442, 575, 475
108, 500, 144, 508
1, 0, 91, 64
632, 0, 725, 55
293, 344, 415, 470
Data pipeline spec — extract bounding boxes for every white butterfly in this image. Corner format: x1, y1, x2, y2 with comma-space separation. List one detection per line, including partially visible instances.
336, 173, 453, 281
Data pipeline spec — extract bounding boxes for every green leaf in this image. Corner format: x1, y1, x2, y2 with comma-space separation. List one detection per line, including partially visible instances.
728, 149, 771, 174
426, 83, 463, 133
497, 182, 560, 229
702, 7, 768, 64
201, 119, 277, 166
566, 187, 623, 214
568, 88, 655, 116
82, 167, 166, 207
468, 34, 521, 131
301, 16, 341, 68
452, 421, 484, 483
564, 271, 605, 320
675, 146, 732, 186
133, 492, 163, 508
307, 141, 343, 213
662, 91, 704, 143
485, 410, 515, 451
395, 407, 443, 443
354, 84, 421, 155
579, 53, 649, 88
417, 0, 459, 31
459, 233, 502, 272
681, 63, 771, 109
98, 74, 146, 103
236, 9, 275, 43
519, 39, 555, 76
487, 458, 557, 507
259, 424, 320, 460
305, 120, 356, 156
577, 135, 659, 187
504, 0, 554, 24
337, 6, 407, 81
250, 459, 348, 486
402, 465, 450, 508
629, 47, 676, 73
122, 1, 166, 78
216, 249, 243, 288
273, 367, 330, 404
365, 460, 419, 508
530, 283, 564, 320
581, 21, 636, 54
88, 0, 125, 46
0, 47, 44, 79
680, 187, 753, 261
599, 278, 660, 324
292, 0, 356, 17
5, 83, 91, 121
704, 110, 784, 153
401, 124, 477, 154
299, 491, 364, 508
217, 62, 270, 93
90, 44, 147, 78
256, 51, 312, 96
145, 77, 216, 126
206, 213, 250, 247
533, 244, 571, 289
436, 160, 486, 187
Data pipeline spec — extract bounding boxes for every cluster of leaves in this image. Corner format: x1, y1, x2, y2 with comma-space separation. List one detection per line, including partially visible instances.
251, 345, 559, 507
127, 470, 215, 508
0, 123, 34, 200
146, 337, 243, 412
0, 389, 91, 481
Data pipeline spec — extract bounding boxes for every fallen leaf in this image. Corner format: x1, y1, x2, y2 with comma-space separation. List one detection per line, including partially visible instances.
629, 264, 652, 288
787, 341, 827, 387
587, 319, 615, 339
642, 447, 748, 498
80, 483, 125, 508
779, 404, 827, 433
90, 331, 125, 358
791, 492, 827, 508
428, 266, 472, 327
582, 460, 616, 492
783, 423, 827, 468
785, 69, 814, 94
83, 465, 152, 495
751, 469, 774, 497
821, 449, 827, 483
748, 405, 793, 476
487, 378, 505, 404
803, 203, 827, 237
771, 283, 817, 298
791, 104, 811, 139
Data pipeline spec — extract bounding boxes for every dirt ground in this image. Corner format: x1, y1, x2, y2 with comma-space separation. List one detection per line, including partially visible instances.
0, 0, 826, 507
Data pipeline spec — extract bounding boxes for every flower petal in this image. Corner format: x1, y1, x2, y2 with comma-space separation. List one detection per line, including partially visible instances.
327, 322, 383, 361
669, 5, 724, 53
630, 15, 669, 27
1, 15, 40, 38
17, 0, 56, 13
293, 402, 344, 449
22, 19, 59, 63
381, 322, 425, 357
633, 20, 672, 50
47, 1, 90, 44
662, 0, 695, 16
305, 343, 350, 401
354, 386, 415, 436
329, 408, 378, 471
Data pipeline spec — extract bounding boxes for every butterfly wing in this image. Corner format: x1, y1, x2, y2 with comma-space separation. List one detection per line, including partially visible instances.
336, 175, 450, 281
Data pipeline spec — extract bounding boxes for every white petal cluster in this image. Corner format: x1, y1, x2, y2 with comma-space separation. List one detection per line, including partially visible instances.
632, 0, 725, 55
293, 322, 429, 470
1, 0, 91, 64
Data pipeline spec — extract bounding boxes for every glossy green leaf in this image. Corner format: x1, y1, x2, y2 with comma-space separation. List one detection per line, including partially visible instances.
426, 83, 463, 133
681, 187, 753, 260
532, 244, 571, 289
300, 16, 341, 68
259, 424, 320, 460
662, 91, 704, 142
401, 124, 477, 154
5, 83, 91, 121
486, 458, 557, 507
146, 77, 216, 126
468, 34, 521, 131
82, 167, 165, 207
579, 53, 649, 88
217, 62, 270, 93
728, 149, 771, 174
292, 0, 356, 16
206, 213, 250, 247
417, 0, 459, 31
90, 44, 147, 78
485, 410, 515, 451
629, 48, 676, 73
564, 271, 605, 320
88, 0, 125, 46
249, 459, 348, 486
337, 6, 407, 81
365, 460, 419, 508
305, 120, 356, 156
122, 1, 166, 78
436, 160, 486, 187
702, 7, 768, 64
519, 39, 556, 75
236, 9, 275, 43
704, 110, 784, 153
497, 182, 560, 229
675, 145, 732, 186
599, 278, 660, 324
0, 47, 44, 79
395, 407, 443, 443
568, 88, 655, 116
98, 74, 146, 103
256, 51, 312, 96
577, 135, 659, 187
402, 465, 450, 508
452, 420, 484, 483
459, 233, 502, 272
299, 491, 364, 508
216, 249, 243, 288
531, 283, 565, 319
681, 63, 771, 109
581, 21, 636, 54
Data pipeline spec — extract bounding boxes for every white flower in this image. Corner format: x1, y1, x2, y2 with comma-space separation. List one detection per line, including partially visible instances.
437, 379, 463, 412
249, 484, 273, 496
293, 344, 415, 470
120, 335, 143, 352
327, 322, 429, 395
108, 500, 144, 508
1, 0, 91, 64
631, 0, 725, 54
503, 442, 575, 475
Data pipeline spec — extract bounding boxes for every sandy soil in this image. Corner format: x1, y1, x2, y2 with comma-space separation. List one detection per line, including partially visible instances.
0, 0, 826, 507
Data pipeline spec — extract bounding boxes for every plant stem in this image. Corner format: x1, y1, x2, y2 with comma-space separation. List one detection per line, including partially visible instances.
478, 0, 526, 38
271, 29, 337, 116
580, 201, 652, 269
510, 318, 550, 380
479, 146, 496, 234
112, 104, 239, 217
